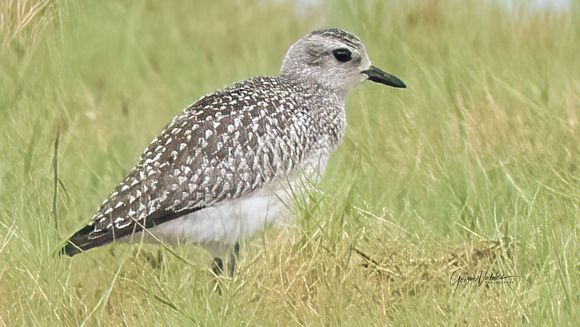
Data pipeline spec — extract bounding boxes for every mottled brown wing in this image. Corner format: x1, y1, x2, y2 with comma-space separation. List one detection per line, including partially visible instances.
61, 77, 309, 256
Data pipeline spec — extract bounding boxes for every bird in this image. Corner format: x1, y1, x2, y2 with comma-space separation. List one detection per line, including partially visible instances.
60, 28, 406, 275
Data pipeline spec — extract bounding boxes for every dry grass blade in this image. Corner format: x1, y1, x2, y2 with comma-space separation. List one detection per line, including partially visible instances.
0, 0, 52, 49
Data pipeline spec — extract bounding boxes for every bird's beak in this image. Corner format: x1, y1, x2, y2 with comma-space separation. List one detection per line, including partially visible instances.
362, 66, 406, 88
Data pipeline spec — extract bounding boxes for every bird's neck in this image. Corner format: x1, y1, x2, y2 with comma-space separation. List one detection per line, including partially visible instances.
278, 73, 349, 100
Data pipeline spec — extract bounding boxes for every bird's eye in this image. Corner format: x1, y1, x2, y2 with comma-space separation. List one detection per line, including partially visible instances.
332, 48, 352, 63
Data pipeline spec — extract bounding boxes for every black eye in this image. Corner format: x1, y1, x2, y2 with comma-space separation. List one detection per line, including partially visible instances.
332, 48, 352, 62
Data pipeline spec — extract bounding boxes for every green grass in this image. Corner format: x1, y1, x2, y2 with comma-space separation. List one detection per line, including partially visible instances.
1, 0, 579, 325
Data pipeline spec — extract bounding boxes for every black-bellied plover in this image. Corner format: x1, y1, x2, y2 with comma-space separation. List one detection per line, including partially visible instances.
61, 28, 406, 274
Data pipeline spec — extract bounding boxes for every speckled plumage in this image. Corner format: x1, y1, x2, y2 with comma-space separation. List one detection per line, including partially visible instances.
61, 28, 406, 261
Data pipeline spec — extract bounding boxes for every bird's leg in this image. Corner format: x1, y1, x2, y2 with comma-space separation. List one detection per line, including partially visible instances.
210, 243, 239, 294
228, 242, 240, 277
212, 257, 224, 276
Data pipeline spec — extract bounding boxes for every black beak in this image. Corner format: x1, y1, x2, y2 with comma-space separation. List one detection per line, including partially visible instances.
362, 66, 406, 88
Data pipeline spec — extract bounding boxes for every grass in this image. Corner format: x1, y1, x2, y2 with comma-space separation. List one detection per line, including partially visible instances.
1, 0, 579, 325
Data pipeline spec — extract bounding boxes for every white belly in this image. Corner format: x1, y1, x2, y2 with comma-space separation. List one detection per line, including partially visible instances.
149, 187, 289, 258
139, 151, 331, 258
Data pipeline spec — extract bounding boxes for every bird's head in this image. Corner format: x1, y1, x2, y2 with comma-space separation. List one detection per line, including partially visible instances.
280, 28, 406, 94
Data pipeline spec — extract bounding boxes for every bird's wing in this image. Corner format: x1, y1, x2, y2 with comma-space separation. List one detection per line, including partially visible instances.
61, 77, 309, 256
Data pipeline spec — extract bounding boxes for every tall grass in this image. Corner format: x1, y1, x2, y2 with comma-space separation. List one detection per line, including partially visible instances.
1, 0, 579, 325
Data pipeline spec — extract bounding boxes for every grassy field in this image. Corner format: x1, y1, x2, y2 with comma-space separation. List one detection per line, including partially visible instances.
1, 0, 579, 325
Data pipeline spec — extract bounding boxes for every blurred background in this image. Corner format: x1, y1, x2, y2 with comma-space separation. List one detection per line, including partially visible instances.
0, 0, 578, 325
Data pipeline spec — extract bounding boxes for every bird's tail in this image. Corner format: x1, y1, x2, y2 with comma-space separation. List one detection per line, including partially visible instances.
57, 224, 114, 257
